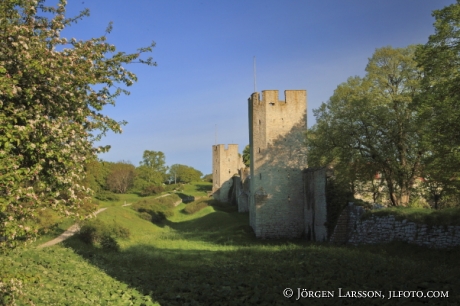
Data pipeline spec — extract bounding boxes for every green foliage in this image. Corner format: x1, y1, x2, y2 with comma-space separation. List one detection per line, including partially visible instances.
362, 206, 460, 226
100, 235, 120, 252
308, 46, 424, 207
0, 247, 158, 305
130, 194, 180, 224
0, 0, 155, 249
106, 161, 135, 194
415, 1, 460, 207
242, 144, 250, 167
138, 211, 153, 221
21, 196, 460, 305
136, 150, 167, 188
168, 164, 203, 184
164, 183, 184, 192
94, 190, 120, 202
140, 184, 165, 197
183, 199, 210, 214
202, 173, 213, 183
78, 218, 130, 247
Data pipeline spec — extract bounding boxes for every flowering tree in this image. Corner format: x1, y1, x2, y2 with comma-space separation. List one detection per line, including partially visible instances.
0, 0, 156, 249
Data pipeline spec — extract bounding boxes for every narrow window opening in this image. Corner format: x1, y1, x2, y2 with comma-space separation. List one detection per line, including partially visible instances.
258, 147, 261, 153
259, 173, 262, 180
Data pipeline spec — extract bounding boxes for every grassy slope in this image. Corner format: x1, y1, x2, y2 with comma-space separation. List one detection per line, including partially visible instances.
3, 182, 460, 305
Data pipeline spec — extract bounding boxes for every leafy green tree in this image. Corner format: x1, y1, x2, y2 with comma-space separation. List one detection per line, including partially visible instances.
0, 0, 155, 248
168, 164, 203, 184
242, 145, 250, 167
308, 46, 424, 206
416, 0, 460, 202
106, 161, 135, 194
138, 150, 167, 183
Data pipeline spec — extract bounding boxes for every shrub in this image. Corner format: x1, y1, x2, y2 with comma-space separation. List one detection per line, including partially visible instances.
95, 190, 120, 202
100, 235, 120, 252
35, 209, 61, 234
164, 184, 183, 192
140, 185, 165, 197
138, 212, 152, 221
183, 199, 209, 214
78, 219, 130, 246
131, 194, 180, 223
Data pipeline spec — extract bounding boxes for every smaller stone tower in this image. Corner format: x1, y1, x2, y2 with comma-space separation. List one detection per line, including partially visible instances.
212, 144, 242, 203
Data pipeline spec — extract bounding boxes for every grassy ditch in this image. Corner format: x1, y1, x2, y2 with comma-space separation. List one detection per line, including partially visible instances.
2, 181, 460, 305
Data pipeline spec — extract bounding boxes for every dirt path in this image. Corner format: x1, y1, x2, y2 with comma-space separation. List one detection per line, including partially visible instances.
37, 208, 107, 248
38, 193, 178, 248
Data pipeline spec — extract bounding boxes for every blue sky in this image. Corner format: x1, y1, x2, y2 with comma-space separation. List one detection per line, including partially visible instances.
58, 0, 455, 175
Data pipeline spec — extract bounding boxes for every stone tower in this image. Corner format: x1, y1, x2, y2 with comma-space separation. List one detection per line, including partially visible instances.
212, 144, 242, 203
248, 90, 307, 238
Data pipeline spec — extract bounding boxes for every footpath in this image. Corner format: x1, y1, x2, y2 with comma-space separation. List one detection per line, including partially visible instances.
37, 208, 108, 248
37, 192, 182, 248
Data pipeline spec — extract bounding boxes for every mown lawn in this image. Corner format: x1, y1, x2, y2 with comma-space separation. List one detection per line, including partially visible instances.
2, 183, 460, 305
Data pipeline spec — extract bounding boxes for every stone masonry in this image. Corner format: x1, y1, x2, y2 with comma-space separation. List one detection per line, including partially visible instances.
330, 203, 460, 248
212, 144, 243, 203
248, 90, 308, 238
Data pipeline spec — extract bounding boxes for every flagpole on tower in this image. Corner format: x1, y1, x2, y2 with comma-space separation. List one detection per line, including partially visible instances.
253, 56, 257, 93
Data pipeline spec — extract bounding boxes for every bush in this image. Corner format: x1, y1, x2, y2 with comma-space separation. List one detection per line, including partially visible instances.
138, 212, 152, 221
78, 219, 130, 246
164, 184, 183, 192
131, 194, 180, 223
183, 199, 209, 214
100, 235, 120, 252
94, 190, 120, 202
35, 209, 61, 234
140, 185, 165, 197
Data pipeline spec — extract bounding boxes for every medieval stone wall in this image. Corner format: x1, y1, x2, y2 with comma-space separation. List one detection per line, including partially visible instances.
330, 203, 460, 248
248, 90, 308, 238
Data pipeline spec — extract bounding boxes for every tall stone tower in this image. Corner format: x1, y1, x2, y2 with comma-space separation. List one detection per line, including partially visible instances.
248, 90, 307, 238
212, 144, 242, 203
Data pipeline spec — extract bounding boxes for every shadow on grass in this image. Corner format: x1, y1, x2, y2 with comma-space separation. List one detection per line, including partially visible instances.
62, 235, 460, 306
194, 183, 212, 192
61, 199, 460, 305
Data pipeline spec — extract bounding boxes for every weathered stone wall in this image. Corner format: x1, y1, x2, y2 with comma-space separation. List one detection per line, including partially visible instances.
248, 90, 308, 238
303, 168, 328, 241
330, 203, 460, 248
329, 203, 364, 245
349, 216, 460, 248
212, 144, 241, 203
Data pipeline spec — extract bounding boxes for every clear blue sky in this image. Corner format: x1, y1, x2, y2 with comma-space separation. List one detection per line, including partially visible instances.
58, 0, 455, 175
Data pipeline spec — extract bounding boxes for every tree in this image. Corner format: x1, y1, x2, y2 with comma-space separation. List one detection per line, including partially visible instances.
0, 0, 155, 248
138, 150, 167, 183
106, 161, 135, 194
168, 164, 203, 184
415, 0, 460, 201
308, 46, 424, 206
242, 145, 250, 167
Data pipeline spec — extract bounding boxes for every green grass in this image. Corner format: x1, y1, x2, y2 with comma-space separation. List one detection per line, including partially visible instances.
362, 206, 460, 226
2, 189, 460, 305
181, 181, 212, 197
